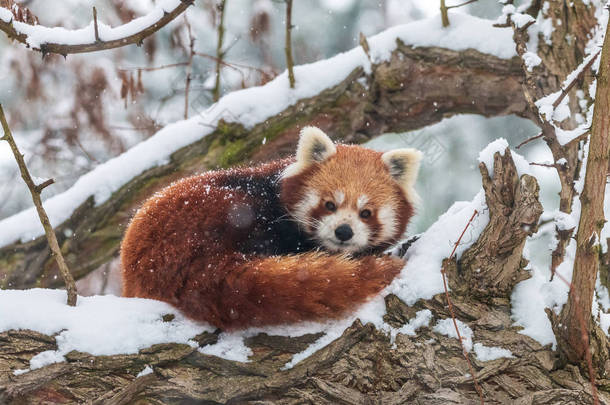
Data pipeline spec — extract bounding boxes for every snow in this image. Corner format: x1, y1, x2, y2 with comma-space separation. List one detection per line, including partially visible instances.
368, 13, 516, 62
136, 365, 153, 377
512, 13, 536, 29
389, 190, 489, 306
433, 318, 473, 352
0, 12, 516, 248
554, 211, 576, 231
522, 51, 542, 71
0, 289, 209, 372
0, 7, 12, 22
198, 333, 253, 363
473, 343, 514, 361
394, 309, 432, 337
478, 138, 531, 178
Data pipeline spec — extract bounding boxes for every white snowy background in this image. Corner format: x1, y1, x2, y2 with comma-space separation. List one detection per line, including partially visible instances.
0, 0, 609, 375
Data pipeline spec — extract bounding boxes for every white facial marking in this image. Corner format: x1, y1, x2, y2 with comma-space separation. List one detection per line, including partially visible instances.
292, 190, 320, 230
377, 204, 398, 243
315, 208, 370, 253
357, 195, 369, 210
334, 190, 345, 205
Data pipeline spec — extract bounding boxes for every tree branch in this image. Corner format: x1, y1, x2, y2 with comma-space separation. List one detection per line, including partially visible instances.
183, 16, 195, 119
0, 43, 528, 289
0, 0, 193, 56
212, 0, 227, 102
557, 15, 610, 368
0, 104, 77, 306
284, 0, 295, 88
450, 149, 542, 298
440, 0, 450, 27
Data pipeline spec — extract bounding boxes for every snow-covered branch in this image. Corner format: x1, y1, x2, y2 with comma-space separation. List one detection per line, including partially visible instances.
0, 0, 192, 55
0, 14, 528, 289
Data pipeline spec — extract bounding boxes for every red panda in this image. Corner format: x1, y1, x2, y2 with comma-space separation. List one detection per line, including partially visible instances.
120, 127, 421, 330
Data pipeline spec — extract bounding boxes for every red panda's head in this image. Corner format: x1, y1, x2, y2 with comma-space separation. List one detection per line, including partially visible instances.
281, 127, 421, 254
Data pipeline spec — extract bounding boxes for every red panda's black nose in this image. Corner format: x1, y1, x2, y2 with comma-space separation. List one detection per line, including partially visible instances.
335, 224, 354, 241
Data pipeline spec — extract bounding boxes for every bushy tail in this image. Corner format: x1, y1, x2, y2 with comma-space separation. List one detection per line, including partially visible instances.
177, 252, 404, 330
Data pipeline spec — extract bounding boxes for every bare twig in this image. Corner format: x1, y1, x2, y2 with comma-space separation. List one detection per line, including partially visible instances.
184, 17, 195, 119
516, 132, 544, 149
529, 162, 557, 168
552, 49, 601, 109
447, 0, 478, 9
118, 62, 189, 73
194, 51, 270, 76
441, 210, 484, 405
0, 104, 77, 306
213, 0, 227, 102
284, 0, 296, 88
92, 7, 100, 42
0, 0, 193, 55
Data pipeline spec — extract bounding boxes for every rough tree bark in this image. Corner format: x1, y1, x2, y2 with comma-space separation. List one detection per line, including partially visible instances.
447, 149, 543, 300
1, 148, 608, 404
554, 16, 610, 367
534, 1, 599, 275
0, 42, 530, 290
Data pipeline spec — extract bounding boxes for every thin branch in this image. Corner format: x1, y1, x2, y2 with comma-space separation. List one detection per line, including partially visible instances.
516, 132, 544, 149
284, 0, 296, 88
34, 178, 55, 193
0, 104, 77, 306
213, 0, 227, 102
441, 210, 484, 405
0, 0, 193, 55
92, 6, 100, 43
552, 49, 601, 109
529, 162, 557, 168
194, 51, 270, 76
447, 0, 478, 9
118, 62, 190, 73
184, 16, 195, 119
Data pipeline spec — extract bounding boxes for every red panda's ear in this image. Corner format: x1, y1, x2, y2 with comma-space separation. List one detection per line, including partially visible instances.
381, 149, 422, 206
282, 127, 336, 178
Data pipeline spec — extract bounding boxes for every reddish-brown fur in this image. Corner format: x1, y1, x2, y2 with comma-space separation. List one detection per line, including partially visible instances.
121, 145, 413, 330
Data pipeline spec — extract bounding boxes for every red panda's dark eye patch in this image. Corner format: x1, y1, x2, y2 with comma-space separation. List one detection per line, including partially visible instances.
325, 201, 336, 212
360, 209, 371, 219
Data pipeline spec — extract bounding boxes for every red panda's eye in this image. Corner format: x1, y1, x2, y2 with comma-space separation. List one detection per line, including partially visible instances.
360, 209, 372, 219
325, 201, 336, 211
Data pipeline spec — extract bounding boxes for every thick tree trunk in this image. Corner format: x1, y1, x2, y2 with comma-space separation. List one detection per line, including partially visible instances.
0, 43, 529, 290
556, 17, 610, 366
536, 0, 599, 275
1, 309, 607, 404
